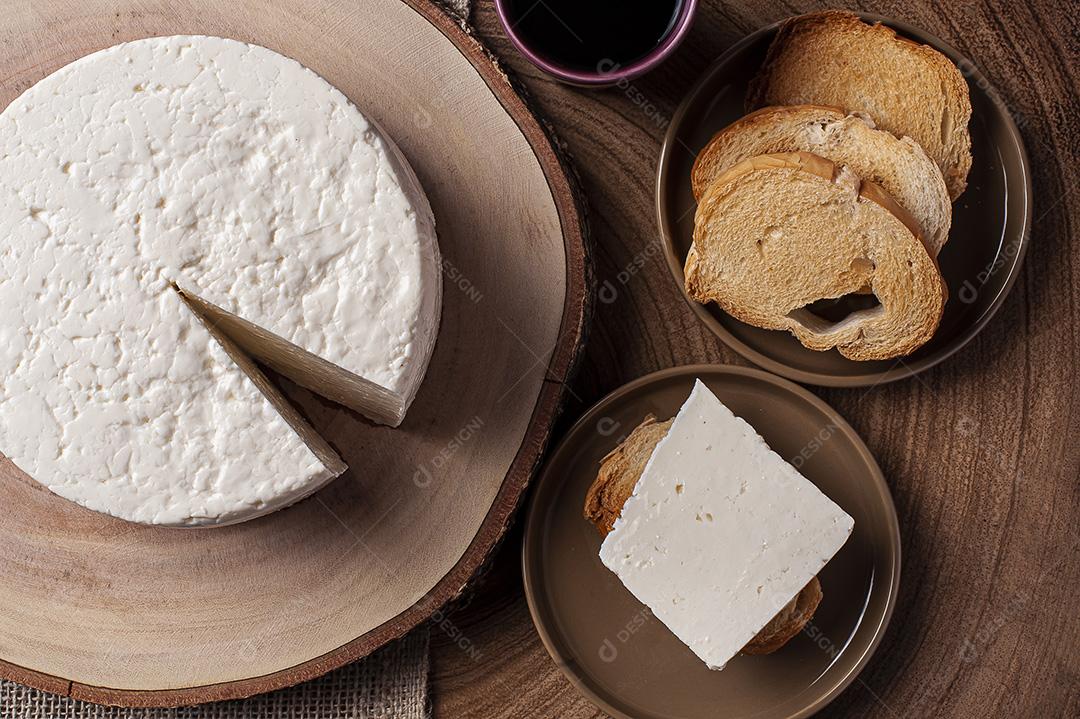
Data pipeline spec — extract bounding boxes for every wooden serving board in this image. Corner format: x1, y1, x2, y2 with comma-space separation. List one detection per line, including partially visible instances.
0, 0, 588, 706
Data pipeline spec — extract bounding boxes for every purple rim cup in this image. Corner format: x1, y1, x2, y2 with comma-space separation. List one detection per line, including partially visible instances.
493, 0, 698, 87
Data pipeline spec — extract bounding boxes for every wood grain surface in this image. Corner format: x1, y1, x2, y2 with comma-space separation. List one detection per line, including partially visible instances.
0, 0, 588, 705
431, 1, 1080, 717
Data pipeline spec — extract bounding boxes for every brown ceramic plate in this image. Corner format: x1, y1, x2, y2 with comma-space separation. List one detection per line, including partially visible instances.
657, 15, 1032, 387
522, 365, 900, 719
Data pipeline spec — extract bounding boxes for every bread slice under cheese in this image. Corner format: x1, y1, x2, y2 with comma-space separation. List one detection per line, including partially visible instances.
583, 415, 822, 655
746, 11, 972, 199
686, 152, 946, 361
691, 105, 952, 256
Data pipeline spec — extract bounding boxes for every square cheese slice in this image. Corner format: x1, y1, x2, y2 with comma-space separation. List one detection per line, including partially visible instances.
598, 380, 854, 669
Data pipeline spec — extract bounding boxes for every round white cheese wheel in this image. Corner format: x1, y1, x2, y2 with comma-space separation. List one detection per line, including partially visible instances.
0, 36, 441, 525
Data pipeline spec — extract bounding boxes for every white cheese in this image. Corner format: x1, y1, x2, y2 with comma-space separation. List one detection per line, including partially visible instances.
0, 36, 440, 525
599, 380, 854, 669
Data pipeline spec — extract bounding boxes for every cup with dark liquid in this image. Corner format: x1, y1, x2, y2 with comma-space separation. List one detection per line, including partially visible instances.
495, 0, 697, 86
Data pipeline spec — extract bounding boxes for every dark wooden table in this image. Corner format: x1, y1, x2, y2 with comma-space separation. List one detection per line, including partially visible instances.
430, 1, 1080, 716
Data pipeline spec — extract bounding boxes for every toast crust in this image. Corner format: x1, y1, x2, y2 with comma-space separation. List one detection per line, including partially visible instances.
583, 416, 823, 655
747, 11, 972, 199
690, 104, 952, 256
584, 415, 673, 534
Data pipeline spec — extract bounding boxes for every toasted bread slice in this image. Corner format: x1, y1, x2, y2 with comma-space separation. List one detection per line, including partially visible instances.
746, 11, 972, 199
583, 415, 822, 655
691, 105, 952, 255
686, 152, 946, 361
743, 575, 823, 654
585, 415, 674, 534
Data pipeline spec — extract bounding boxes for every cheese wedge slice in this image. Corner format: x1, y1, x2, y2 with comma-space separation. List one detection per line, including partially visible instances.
0, 36, 441, 525
599, 380, 854, 669
175, 285, 404, 427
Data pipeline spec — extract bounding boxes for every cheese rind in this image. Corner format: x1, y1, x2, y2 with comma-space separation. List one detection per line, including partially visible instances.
598, 380, 854, 669
0, 36, 440, 524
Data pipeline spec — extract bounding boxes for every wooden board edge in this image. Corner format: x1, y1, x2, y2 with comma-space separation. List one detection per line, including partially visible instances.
0, 658, 73, 698
1, 0, 591, 707
415, 4, 594, 384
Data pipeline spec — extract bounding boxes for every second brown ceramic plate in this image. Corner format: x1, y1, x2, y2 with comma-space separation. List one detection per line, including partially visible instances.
657, 15, 1031, 387
523, 365, 900, 719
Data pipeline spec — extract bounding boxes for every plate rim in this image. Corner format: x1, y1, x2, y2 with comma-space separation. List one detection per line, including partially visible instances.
0, 0, 591, 707
655, 13, 1033, 388
522, 363, 902, 719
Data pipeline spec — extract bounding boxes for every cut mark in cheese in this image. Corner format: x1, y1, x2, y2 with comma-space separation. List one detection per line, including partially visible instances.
175, 287, 347, 478
175, 285, 404, 427
599, 380, 854, 670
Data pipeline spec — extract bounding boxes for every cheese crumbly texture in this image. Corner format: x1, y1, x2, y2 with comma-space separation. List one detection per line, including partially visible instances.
598, 380, 854, 669
0, 36, 440, 525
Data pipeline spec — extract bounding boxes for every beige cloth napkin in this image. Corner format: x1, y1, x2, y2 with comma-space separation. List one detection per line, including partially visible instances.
0, 0, 478, 715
